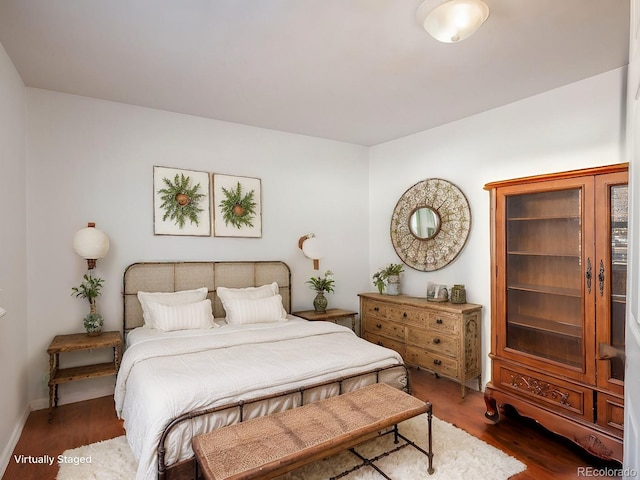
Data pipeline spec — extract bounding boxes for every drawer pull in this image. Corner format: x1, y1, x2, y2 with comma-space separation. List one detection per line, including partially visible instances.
403, 312, 408, 318
433, 338, 441, 344
436, 318, 443, 324
377, 341, 384, 346
376, 323, 382, 329
433, 359, 442, 366
373, 307, 380, 312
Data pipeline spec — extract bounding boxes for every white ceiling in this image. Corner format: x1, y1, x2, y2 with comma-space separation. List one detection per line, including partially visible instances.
0, 0, 630, 146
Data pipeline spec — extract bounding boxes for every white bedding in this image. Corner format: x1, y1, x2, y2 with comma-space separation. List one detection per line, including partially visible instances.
115, 317, 405, 480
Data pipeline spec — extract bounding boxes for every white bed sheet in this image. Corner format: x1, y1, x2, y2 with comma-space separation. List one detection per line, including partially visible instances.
115, 317, 405, 480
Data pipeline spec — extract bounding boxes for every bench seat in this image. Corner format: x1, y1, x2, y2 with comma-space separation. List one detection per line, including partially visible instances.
192, 382, 433, 480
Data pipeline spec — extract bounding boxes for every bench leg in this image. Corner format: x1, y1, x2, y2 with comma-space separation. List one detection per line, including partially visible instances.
426, 403, 434, 475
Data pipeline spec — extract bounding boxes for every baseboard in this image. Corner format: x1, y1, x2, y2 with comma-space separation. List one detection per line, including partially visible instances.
30, 384, 116, 411
0, 403, 31, 478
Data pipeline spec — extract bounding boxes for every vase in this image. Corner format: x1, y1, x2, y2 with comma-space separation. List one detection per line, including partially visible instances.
84, 303, 103, 336
313, 292, 328, 313
386, 275, 401, 295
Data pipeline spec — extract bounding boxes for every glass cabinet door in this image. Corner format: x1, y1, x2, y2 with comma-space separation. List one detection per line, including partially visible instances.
504, 187, 586, 369
596, 174, 628, 392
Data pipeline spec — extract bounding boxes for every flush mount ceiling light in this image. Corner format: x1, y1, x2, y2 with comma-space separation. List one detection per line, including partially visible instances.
417, 0, 489, 43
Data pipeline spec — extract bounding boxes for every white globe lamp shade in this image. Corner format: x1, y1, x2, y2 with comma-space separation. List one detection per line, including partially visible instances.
73, 222, 110, 269
299, 234, 325, 270
417, 0, 489, 43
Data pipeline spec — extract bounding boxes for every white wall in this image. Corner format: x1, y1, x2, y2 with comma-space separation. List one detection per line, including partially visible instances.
0, 42, 27, 473
624, 1, 640, 475
25, 89, 370, 406
369, 68, 627, 391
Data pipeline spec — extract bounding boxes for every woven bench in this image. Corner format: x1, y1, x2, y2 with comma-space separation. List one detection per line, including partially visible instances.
192, 382, 433, 480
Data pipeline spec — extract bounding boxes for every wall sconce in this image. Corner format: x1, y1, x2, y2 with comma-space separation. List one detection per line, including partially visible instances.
417, 0, 489, 43
298, 233, 324, 270
73, 222, 110, 270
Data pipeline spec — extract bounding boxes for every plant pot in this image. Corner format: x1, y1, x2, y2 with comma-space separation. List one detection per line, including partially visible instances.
386, 275, 401, 295
84, 313, 103, 336
313, 292, 328, 313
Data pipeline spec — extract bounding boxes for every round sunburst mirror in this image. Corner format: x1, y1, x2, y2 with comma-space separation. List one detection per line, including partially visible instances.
390, 178, 471, 271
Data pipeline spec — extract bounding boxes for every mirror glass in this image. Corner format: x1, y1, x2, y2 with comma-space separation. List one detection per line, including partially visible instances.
409, 207, 440, 239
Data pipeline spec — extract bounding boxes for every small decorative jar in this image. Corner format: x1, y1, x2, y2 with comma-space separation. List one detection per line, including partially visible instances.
450, 284, 467, 304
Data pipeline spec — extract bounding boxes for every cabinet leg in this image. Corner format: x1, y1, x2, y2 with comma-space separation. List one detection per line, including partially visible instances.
484, 390, 500, 423
461, 383, 466, 399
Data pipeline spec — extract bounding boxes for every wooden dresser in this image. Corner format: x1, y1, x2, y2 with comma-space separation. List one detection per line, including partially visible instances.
359, 293, 482, 398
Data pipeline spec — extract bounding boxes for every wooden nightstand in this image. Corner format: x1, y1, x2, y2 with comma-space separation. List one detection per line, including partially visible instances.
292, 308, 358, 334
47, 331, 122, 422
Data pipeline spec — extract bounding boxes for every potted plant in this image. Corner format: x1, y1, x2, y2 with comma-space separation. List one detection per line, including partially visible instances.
71, 274, 105, 336
372, 263, 404, 295
305, 270, 335, 313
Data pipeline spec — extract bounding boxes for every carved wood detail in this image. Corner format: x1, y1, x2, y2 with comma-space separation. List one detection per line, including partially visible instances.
509, 374, 571, 406
574, 434, 613, 459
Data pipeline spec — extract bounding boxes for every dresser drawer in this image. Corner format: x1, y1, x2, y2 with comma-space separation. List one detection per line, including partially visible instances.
407, 327, 457, 357
495, 362, 593, 422
406, 346, 458, 378
387, 306, 425, 327
363, 317, 405, 342
364, 332, 406, 358
596, 393, 624, 437
362, 300, 388, 318
425, 312, 459, 335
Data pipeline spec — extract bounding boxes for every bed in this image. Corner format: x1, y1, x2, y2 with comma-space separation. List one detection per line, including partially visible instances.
117, 261, 408, 480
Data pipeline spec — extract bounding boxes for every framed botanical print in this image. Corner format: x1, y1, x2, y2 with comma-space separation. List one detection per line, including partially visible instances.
153, 166, 212, 236
213, 174, 262, 237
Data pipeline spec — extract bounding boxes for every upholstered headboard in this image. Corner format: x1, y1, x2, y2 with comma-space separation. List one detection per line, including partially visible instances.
122, 261, 291, 333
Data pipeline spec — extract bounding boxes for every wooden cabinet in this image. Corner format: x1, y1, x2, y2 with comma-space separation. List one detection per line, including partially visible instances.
359, 293, 482, 398
484, 164, 628, 462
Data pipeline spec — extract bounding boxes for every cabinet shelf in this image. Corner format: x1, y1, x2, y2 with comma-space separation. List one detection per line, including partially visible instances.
507, 215, 581, 221
508, 251, 580, 258
507, 283, 581, 298
508, 314, 582, 338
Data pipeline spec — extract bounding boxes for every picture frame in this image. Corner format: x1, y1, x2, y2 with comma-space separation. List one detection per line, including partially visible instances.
212, 174, 262, 238
426, 282, 449, 302
153, 166, 212, 236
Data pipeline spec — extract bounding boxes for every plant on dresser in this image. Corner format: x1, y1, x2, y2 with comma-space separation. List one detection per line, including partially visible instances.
358, 292, 482, 398
483, 164, 628, 463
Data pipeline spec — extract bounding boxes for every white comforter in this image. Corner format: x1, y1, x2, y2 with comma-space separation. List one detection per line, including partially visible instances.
114, 318, 404, 480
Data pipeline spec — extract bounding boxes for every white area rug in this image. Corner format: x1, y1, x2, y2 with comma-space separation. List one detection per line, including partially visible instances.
57, 415, 526, 480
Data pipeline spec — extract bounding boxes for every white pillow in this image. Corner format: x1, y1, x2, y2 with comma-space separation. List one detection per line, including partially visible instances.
224, 294, 287, 325
216, 282, 279, 302
147, 299, 216, 331
138, 287, 208, 328
217, 282, 287, 318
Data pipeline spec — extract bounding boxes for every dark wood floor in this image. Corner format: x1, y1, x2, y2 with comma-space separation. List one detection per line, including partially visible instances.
3, 367, 623, 480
